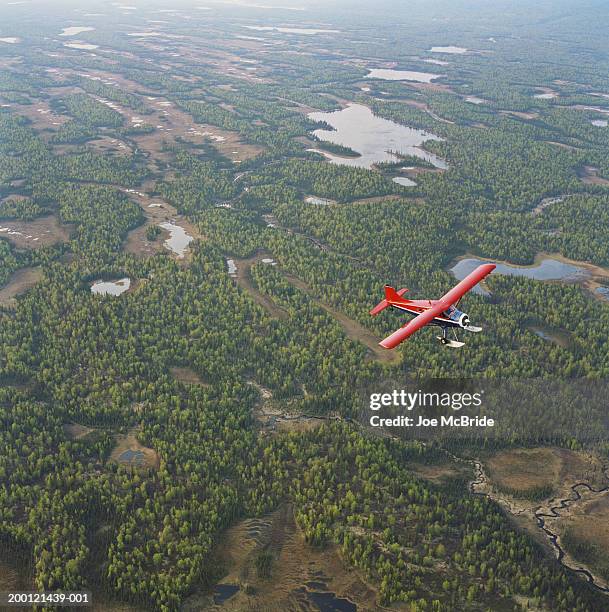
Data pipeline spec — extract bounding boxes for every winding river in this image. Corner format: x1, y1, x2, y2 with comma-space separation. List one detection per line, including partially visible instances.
534, 483, 609, 592
457, 451, 609, 592
262, 408, 609, 593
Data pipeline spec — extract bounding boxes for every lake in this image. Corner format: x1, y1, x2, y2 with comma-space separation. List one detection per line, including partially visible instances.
578, 105, 609, 116
451, 256, 590, 295
597, 286, 609, 301
307, 591, 357, 612
128, 31, 163, 37
308, 103, 447, 170
367, 69, 443, 83
59, 26, 95, 37
119, 449, 145, 465
465, 96, 486, 105
64, 42, 99, 50
159, 222, 193, 258
423, 58, 450, 66
430, 46, 467, 54
393, 176, 417, 186
534, 88, 558, 100
91, 278, 131, 296
592, 119, 608, 127
528, 325, 570, 347
305, 196, 334, 205
213, 584, 239, 605
243, 26, 340, 35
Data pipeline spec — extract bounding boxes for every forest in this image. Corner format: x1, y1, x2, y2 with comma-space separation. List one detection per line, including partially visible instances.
0, 0, 608, 610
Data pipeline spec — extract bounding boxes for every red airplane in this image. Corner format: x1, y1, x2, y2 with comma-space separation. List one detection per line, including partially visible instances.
370, 264, 496, 348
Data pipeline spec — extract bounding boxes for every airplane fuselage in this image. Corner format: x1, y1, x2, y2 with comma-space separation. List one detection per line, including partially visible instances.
389, 300, 470, 329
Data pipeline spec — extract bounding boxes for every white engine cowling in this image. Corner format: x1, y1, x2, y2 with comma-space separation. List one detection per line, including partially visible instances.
457, 313, 470, 328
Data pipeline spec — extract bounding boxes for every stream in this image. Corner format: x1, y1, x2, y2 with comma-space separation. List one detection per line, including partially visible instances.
534, 482, 609, 592
449, 449, 609, 593
266, 409, 609, 593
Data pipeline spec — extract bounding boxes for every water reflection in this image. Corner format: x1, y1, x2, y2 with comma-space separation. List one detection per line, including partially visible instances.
213, 584, 239, 605
451, 257, 590, 295
91, 278, 131, 296
305, 196, 334, 205
159, 222, 193, 258
596, 286, 609, 301
59, 26, 95, 36
307, 590, 357, 611
430, 46, 467, 54
393, 176, 417, 186
308, 103, 447, 170
367, 68, 443, 83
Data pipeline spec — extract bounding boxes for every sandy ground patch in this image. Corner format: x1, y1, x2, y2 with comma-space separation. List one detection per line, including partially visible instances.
170, 366, 209, 385
500, 110, 539, 120
579, 165, 609, 186
283, 272, 399, 364
233, 255, 288, 321
480, 447, 607, 503
0, 215, 71, 249
184, 505, 377, 611
0, 559, 31, 594
557, 490, 609, 584
0, 267, 43, 307
120, 188, 201, 260
406, 461, 468, 484
546, 140, 581, 152
487, 447, 562, 495
11, 100, 69, 133
110, 428, 159, 469
63, 422, 94, 439
87, 136, 134, 156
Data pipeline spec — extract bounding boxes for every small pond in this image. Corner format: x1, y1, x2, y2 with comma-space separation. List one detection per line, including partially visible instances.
430, 46, 467, 54
59, 26, 95, 37
393, 176, 417, 187
366, 68, 443, 83
159, 222, 193, 258
307, 590, 357, 612
91, 278, 131, 296
213, 584, 239, 605
119, 449, 145, 465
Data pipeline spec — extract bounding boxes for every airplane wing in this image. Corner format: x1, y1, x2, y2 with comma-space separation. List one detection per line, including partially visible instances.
379, 301, 447, 349
438, 263, 496, 307
378, 264, 496, 349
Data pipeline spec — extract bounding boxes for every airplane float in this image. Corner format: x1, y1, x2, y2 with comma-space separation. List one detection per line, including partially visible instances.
370, 264, 496, 349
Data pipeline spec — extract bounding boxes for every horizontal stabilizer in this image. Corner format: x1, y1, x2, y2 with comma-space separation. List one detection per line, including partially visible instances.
370, 298, 389, 316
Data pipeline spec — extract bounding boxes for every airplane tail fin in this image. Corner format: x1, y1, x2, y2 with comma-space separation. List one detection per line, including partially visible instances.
370, 285, 408, 316
385, 285, 408, 303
